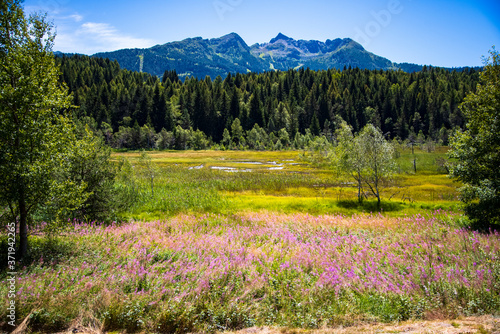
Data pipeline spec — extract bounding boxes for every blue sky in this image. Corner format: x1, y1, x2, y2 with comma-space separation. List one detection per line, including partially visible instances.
24, 0, 500, 67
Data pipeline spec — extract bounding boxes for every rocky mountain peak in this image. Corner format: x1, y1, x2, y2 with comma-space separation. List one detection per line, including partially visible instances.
270, 33, 294, 44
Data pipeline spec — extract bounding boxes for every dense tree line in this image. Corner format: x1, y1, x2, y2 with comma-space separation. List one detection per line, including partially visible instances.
57, 55, 480, 149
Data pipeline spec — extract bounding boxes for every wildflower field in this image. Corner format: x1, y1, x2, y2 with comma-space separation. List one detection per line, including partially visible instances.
2, 212, 499, 332
1, 148, 499, 333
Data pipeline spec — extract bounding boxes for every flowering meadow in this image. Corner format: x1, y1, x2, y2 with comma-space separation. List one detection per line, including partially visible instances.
1, 211, 499, 332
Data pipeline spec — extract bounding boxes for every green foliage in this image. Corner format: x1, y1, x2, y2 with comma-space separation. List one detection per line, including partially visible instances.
114, 156, 140, 211
335, 121, 364, 202
155, 304, 196, 333
122, 164, 226, 219
51, 124, 121, 222
139, 150, 159, 196
0, 234, 74, 271
302, 122, 396, 210
299, 136, 335, 167
0, 1, 128, 257
449, 48, 500, 227
0, 0, 82, 257
231, 118, 244, 146
356, 124, 397, 210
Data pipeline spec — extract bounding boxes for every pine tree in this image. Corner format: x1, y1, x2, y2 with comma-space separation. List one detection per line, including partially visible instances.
248, 92, 264, 128
151, 83, 166, 132
309, 112, 321, 136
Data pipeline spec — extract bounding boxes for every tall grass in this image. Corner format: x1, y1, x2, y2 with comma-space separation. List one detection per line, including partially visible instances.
125, 165, 227, 220
1, 212, 498, 332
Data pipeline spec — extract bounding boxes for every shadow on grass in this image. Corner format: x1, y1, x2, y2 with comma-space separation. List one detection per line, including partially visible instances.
336, 200, 404, 213
468, 220, 500, 233
0, 235, 74, 274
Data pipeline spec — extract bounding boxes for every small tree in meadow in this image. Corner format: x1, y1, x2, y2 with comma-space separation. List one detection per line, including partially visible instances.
335, 121, 365, 203
139, 151, 159, 196
356, 124, 397, 211
334, 121, 396, 209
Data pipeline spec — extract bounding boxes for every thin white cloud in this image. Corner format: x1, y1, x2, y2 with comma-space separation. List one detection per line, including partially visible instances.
68, 14, 83, 22
54, 21, 155, 54
80, 22, 113, 35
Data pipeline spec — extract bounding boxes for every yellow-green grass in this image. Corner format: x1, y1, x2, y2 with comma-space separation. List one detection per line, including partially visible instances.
113, 150, 302, 166
395, 146, 450, 174
224, 192, 459, 217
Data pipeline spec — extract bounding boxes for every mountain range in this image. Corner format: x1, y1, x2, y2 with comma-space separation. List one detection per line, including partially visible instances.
92, 32, 426, 79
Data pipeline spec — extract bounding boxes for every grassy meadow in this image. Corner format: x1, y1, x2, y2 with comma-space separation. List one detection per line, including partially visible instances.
116, 146, 460, 221
2, 147, 500, 333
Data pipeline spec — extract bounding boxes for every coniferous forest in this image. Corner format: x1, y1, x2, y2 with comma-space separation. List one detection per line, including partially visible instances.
57, 55, 480, 150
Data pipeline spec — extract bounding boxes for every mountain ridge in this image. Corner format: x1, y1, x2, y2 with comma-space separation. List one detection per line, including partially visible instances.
89, 32, 462, 79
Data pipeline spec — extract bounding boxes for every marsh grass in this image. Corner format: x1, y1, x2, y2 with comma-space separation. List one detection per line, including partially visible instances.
125, 165, 227, 220
394, 146, 450, 174
114, 149, 460, 219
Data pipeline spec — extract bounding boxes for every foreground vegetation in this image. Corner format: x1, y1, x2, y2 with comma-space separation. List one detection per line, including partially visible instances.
1, 210, 499, 332
1, 145, 499, 333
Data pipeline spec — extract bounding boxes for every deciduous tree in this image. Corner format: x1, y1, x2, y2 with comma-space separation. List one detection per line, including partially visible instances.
356, 124, 396, 210
0, 0, 82, 257
449, 48, 500, 227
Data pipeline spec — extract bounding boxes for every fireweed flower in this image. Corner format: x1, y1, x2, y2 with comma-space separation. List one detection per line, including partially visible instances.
3, 211, 499, 327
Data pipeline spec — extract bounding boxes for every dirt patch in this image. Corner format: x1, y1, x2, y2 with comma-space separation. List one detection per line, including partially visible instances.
223, 316, 500, 334
38, 316, 500, 334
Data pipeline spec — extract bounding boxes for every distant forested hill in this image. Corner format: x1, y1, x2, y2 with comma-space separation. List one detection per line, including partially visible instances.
57, 54, 480, 150
91, 33, 424, 80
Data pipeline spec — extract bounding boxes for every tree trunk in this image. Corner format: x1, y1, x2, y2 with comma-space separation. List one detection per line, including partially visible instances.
357, 172, 363, 203
18, 194, 28, 259
375, 177, 381, 212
